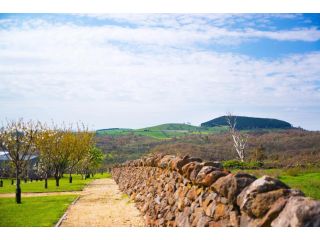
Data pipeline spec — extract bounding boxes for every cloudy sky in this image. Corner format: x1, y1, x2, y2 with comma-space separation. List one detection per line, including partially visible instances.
0, 13, 319, 130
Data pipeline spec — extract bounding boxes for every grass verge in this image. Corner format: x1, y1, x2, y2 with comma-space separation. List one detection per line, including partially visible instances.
234, 168, 320, 200
0, 195, 77, 227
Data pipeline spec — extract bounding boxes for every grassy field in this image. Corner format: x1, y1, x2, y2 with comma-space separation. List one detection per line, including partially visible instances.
235, 168, 320, 200
0, 195, 77, 226
96, 124, 228, 139
0, 173, 111, 194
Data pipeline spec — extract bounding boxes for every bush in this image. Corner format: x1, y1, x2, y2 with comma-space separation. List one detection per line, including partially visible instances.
223, 160, 246, 169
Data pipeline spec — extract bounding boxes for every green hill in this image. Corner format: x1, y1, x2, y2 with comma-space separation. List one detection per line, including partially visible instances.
139, 123, 202, 131
96, 123, 228, 139
201, 115, 293, 130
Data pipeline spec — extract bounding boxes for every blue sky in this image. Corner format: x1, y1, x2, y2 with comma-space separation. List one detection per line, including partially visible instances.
0, 14, 319, 130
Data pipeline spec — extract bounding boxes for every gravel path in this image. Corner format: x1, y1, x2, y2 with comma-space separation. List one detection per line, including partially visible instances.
59, 178, 145, 227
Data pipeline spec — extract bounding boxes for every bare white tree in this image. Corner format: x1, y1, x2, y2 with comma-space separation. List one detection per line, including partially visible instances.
225, 113, 248, 162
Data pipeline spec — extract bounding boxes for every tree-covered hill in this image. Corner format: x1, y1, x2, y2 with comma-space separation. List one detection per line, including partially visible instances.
201, 115, 293, 130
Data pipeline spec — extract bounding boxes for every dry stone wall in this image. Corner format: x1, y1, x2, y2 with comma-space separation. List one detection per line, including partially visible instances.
112, 154, 320, 227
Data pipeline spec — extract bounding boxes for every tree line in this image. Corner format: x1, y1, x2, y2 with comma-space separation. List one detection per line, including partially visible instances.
0, 119, 105, 204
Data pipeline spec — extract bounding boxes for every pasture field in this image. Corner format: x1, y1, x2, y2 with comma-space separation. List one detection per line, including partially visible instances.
96, 124, 228, 139
0, 195, 77, 226
234, 168, 320, 200
0, 173, 111, 194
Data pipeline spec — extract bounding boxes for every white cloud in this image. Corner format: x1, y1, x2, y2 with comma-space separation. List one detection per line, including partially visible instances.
0, 16, 319, 129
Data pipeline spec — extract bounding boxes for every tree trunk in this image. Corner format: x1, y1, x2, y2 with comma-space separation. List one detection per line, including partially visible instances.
16, 168, 21, 204
44, 178, 48, 189
0, 180, 3, 187
69, 173, 72, 183
55, 177, 60, 187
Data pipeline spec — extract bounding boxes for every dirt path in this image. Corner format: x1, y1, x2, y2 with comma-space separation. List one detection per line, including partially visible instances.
59, 178, 145, 227
0, 191, 81, 198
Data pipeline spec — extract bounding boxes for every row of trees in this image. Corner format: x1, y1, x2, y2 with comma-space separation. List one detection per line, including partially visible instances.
0, 119, 105, 204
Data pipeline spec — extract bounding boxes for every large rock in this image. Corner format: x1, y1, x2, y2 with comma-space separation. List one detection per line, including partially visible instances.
212, 173, 256, 203
250, 188, 303, 218
189, 164, 204, 183
237, 175, 289, 215
257, 197, 288, 227
158, 155, 176, 169
181, 162, 201, 179
196, 170, 228, 187
271, 196, 320, 227
172, 156, 202, 174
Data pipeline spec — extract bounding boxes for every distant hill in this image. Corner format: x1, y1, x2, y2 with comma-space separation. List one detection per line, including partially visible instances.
201, 116, 293, 130
96, 123, 228, 139
140, 123, 202, 131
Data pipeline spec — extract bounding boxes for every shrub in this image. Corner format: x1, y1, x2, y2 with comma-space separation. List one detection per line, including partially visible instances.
223, 160, 246, 169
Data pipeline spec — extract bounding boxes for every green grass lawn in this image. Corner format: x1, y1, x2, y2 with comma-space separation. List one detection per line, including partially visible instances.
0, 195, 77, 227
0, 172, 111, 194
234, 168, 320, 200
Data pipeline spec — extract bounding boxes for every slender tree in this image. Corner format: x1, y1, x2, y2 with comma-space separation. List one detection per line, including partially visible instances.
68, 124, 93, 183
52, 127, 72, 187
225, 113, 248, 162
78, 146, 105, 179
0, 119, 39, 203
35, 125, 57, 189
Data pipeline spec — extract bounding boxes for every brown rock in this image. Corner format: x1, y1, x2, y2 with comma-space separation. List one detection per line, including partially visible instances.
204, 201, 216, 217
197, 170, 228, 187
189, 164, 204, 182
214, 203, 228, 220
158, 155, 175, 169
258, 197, 288, 227
271, 196, 320, 227
174, 155, 202, 174
212, 173, 256, 203
237, 175, 290, 215
187, 187, 198, 201
229, 211, 240, 227
250, 188, 302, 218
176, 212, 191, 227
208, 221, 223, 227
182, 162, 200, 179
165, 211, 175, 221
196, 215, 211, 227
202, 192, 217, 208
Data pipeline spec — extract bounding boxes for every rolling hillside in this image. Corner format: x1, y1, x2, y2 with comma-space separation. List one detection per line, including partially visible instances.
96, 123, 228, 139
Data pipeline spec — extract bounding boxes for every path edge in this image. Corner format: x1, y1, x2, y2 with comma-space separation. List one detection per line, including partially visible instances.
55, 195, 80, 227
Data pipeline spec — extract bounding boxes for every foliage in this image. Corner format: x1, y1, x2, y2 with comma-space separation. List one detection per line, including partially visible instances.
0, 119, 40, 203
222, 160, 246, 169
78, 146, 105, 178
0, 195, 77, 226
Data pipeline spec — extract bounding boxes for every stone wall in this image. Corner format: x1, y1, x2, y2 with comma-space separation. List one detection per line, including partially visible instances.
112, 154, 320, 227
